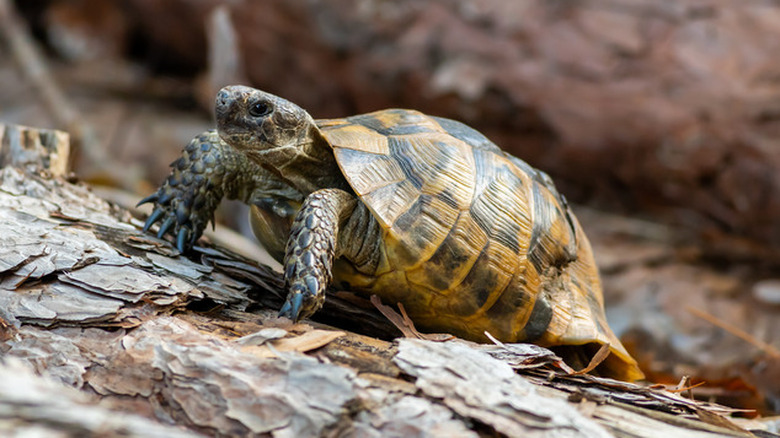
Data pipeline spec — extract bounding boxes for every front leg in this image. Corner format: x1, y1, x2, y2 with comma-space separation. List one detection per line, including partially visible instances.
139, 130, 230, 251
139, 129, 301, 252
279, 188, 356, 321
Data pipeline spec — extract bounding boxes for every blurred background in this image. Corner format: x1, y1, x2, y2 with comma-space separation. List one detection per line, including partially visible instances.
1, 0, 778, 417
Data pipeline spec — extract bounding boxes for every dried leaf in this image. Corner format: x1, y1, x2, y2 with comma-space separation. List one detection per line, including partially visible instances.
371, 295, 451, 341
572, 343, 611, 376
234, 327, 288, 346
271, 329, 345, 353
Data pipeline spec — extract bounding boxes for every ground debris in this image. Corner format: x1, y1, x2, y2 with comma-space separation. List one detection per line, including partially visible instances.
479, 332, 572, 371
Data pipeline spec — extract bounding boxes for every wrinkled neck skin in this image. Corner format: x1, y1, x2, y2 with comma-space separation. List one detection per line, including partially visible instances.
241, 124, 350, 197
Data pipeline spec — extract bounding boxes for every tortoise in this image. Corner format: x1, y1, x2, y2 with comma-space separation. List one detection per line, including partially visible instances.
140, 85, 644, 381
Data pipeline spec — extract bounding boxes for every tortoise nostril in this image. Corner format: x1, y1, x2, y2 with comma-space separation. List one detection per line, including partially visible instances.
216, 89, 231, 109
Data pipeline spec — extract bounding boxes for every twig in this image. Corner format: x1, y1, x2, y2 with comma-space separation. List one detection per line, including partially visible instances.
687, 306, 780, 359
670, 382, 706, 395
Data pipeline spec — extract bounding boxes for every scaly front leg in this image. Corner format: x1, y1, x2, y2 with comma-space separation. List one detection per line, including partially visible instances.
139, 129, 301, 252
279, 188, 356, 321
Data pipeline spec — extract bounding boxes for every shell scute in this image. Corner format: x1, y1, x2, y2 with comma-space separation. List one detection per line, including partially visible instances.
321, 121, 389, 155
349, 110, 444, 137
333, 147, 405, 194
387, 134, 475, 207
360, 179, 419, 230
405, 211, 487, 293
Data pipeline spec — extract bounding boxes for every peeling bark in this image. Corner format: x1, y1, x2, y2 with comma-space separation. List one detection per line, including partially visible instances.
0, 124, 771, 437
0, 358, 201, 437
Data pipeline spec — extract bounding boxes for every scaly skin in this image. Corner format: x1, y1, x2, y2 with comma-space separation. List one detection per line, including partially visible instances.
139, 129, 302, 253
278, 188, 356, 320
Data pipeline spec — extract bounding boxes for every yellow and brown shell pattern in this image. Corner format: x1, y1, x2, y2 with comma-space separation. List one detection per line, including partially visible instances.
317, 110, 643, 381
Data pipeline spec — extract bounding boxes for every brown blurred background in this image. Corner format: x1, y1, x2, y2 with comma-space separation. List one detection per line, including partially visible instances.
2, 0, 779, 416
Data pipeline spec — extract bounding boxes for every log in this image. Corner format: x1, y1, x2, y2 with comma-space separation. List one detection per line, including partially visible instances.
0, 123, 773, 437
0, 123, 69, 177
0, 358, 200, 437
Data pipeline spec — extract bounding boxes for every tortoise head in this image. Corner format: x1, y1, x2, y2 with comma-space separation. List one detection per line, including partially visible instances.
215, 85, 316, 153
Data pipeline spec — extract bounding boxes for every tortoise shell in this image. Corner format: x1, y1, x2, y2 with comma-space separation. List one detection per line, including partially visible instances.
303, 109, 643, 381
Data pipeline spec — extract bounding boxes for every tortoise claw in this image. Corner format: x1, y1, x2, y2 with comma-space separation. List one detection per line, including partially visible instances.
143, 208, 164, 232
289, 293, 304, 321
278, 299, 293, 319
278, 293, 305, 321
137, 193, 159, 207
176, 228, 189, 253
175, 203, 190, 224
157, 216, 175, 238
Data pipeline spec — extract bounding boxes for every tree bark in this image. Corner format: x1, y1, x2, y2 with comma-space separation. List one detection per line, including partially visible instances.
0, 122, 770, 437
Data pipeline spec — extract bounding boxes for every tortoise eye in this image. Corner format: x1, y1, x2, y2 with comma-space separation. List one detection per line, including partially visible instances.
248, 101, 273, 117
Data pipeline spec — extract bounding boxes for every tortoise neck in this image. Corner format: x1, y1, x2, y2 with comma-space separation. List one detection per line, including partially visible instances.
300, 126, 349, 193
253, 124, 349, 196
